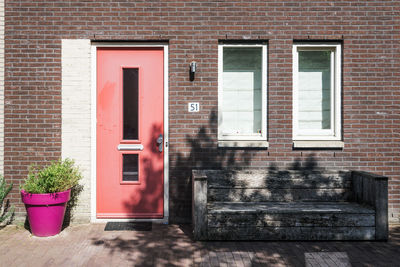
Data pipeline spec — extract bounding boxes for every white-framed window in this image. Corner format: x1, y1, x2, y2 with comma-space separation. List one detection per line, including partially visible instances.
218, 43, 267, 143
293, 42, 341, 141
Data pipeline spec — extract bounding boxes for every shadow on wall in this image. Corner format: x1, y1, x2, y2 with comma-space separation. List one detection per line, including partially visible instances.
206, 155, 351, 212
120, 109, 255, 221
86, 106, 373, 265
261, 157, 351, 203
118, 107, 347, 223
62, 184, 84, 229
122, 124, 164, 217
170, 109, 254, 222
168, 108, 346, 222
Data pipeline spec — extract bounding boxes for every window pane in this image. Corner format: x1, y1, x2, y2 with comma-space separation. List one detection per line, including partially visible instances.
122, 154, 138, 181
123, 68, 139, 140
222, 47, 262, 135
298, 51, 331, 130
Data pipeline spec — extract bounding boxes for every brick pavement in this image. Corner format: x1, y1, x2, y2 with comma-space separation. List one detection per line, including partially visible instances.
0, 224, 399, 267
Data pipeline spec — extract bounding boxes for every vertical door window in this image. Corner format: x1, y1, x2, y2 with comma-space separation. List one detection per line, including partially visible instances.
123, 68, 139, 140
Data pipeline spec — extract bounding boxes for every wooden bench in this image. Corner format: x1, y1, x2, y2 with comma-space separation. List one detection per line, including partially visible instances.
192, 169, 388, 241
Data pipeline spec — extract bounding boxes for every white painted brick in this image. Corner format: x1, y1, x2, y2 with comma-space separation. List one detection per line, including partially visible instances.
62, 39, 91, 223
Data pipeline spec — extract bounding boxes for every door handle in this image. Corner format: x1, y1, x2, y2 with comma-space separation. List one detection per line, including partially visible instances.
156, 134, 163, 152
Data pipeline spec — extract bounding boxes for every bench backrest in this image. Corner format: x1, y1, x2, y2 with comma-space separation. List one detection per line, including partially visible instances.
204, 170, 352, 202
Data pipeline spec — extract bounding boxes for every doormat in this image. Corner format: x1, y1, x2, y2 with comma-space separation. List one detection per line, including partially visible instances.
104, 222, 152, 231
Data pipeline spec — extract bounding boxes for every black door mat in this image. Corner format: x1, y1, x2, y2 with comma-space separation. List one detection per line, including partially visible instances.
104, 222, 152, 231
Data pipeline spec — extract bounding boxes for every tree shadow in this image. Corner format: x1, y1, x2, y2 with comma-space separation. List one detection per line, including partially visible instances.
170, 108, 254, 222
203, 148, 357, 243
90, 107, 260, 265
264, 156, 351, 202
206, 154, 350, 205
91, 106, 361, 265
119, 108, 255, 218
89, 224, 204, 266
87, 224, 400, 266
122, 124, 164, 218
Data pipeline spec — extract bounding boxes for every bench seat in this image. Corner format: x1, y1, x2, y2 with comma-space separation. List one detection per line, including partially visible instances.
193, 170, 388, 241
207, 201, 375, 240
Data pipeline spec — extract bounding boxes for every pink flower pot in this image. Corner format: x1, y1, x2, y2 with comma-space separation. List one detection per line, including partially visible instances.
21, 189, 71, 237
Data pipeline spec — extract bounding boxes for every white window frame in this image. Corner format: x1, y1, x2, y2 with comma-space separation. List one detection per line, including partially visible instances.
293, 42, 341, 141
218, 43, 268, 142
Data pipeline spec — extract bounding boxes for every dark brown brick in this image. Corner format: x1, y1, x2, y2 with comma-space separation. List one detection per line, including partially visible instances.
3, 0, 400, 223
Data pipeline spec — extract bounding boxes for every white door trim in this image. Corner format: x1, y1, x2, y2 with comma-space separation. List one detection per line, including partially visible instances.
90, 42, 169, 223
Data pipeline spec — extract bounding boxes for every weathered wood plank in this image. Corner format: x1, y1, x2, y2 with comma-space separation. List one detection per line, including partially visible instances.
208, 202, 375, 214
352, 171, 388, 241
207, 226, 376, 241
208, 213, 375, 227
209, 179, 351, 190
375, 178, 388, 240
206, 170, 351, 189
192, 169, 386, 241
208, 188, 351, 202
209, 178, 351, 189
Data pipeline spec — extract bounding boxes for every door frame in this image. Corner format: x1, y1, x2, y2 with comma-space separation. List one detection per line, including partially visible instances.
90, 42, 169, 223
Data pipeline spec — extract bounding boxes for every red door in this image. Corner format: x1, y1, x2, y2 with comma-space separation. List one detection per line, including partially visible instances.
97, 47, 164, 219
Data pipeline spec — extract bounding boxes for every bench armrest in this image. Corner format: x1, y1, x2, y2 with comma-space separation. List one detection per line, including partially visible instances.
352, 171, 388, 240
192, 170, 208, 240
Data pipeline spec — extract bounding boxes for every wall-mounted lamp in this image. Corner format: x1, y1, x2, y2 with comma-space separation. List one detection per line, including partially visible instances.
189, 61, 197, 81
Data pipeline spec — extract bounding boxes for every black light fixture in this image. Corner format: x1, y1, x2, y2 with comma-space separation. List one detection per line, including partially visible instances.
189, 61, 197, 81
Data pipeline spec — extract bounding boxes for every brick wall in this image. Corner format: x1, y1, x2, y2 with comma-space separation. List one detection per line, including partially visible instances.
0, 0, 4, 176
4, 1, 400, 223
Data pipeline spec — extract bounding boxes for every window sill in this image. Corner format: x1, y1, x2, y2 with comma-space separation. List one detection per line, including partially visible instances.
293, 140, 344, 148
218, 140, 269, 148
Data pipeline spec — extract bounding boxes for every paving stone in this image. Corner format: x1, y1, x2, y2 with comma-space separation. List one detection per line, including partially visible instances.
0, 224, 399, 266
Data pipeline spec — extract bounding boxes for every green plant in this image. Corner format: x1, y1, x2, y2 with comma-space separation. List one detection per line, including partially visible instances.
21, 159, 82, 194
0, 176, 14, 224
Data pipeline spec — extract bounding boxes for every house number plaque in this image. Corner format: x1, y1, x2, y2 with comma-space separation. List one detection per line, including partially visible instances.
188, 102, 200, 112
